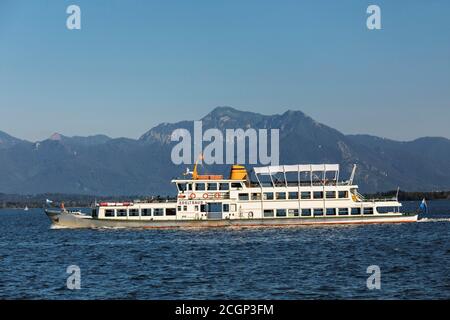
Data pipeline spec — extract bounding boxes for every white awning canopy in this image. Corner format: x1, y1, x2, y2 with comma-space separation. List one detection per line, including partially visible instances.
253, 164, 339, 175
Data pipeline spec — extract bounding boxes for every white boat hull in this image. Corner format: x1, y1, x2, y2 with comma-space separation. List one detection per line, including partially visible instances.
45, 209, 418, 229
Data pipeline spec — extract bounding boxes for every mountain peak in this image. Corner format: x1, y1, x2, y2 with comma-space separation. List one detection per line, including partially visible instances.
205, 106, 250, 118
282, 109, 307, 117
211, 106, 240, 113
202, 106, 266, 124
206, 107, 311, 122
49, 132, 64, 141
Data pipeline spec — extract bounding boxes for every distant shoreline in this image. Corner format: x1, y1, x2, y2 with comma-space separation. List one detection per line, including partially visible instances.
1, 191, 449, 209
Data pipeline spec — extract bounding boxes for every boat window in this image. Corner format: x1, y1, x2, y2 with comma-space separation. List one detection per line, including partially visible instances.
195, 205, 199, 211
363, 207, 374, 215
141, 208, 152, 216
301, 209, 311, 216
338, 191, 348, 199
351, 208, 361, 215
195, 183, 206, 191
301, 192, 311, 199
263, 209, 274, 217
219, 183, 229, 190
105, 209, 115, 217
338, 208, 349, 215
251, 193, 261, 200
231, 182, 243, 189
166, 208, 176, 216
129, 209, 139, 216
177, 206, 182, 211
276, 192, 286, 200
326, 191, 336, 199
183, 205, 187, 211
313, 191, 324, 199
288, 209, 299, 217
313, 208, 324, 216
177, 183, 187, 192
377, 206, 395, 214
153, 208, 164, 216
326, 208, 336, 216
238, 193, 249, 200
200, 205, 206, 212
230, 204, 237, 212
223, 204, 230, 212
288, 192, 298, 200
263, 192, 274, 200
117, 209, 127, 217
276, 209, 287, 217
187, 183, 193, 191
207, 183, 218, 191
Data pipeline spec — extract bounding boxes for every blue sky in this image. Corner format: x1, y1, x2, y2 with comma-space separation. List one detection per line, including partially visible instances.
0, 0, 449, 141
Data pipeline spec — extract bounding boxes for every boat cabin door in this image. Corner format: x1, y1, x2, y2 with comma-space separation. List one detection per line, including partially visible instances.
207, 202, 223, 219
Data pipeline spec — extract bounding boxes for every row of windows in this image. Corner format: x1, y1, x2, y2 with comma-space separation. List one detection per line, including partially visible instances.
238, 191, 349, 201
177, 204, 231, 212
178, 182, 243, 192
262, 207, 381, 217
104, 206, 396, 217
104, 208, 176, 217
178, 182, 352, 199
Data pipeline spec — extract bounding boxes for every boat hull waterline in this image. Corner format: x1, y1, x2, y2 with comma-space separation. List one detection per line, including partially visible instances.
45, 209, 418, 229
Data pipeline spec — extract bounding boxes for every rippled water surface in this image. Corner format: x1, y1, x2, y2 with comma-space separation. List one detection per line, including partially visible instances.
0, 201, 449, 299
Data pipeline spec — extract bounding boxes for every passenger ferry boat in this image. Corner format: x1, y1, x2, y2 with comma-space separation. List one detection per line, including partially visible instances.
44, 163, 418, 228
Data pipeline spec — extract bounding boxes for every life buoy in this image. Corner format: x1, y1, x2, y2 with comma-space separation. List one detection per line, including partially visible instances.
203, 193, 209, 199
189, 193, 196, 199
248, 211, 253, 218
214, 192, 221, 199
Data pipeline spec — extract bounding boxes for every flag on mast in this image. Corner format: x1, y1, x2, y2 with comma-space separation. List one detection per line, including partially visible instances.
419, 198, 428, 214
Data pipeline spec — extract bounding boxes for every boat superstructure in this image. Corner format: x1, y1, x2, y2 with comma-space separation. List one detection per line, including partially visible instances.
44, 163, 418, 228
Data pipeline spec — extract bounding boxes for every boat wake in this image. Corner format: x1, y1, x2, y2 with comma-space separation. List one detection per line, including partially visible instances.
99, 226, 127, 230
50, 224, 72, 229
418, 217, 450, 223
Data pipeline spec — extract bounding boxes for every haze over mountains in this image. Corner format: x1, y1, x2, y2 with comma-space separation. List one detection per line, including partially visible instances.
1, 107, 449, 195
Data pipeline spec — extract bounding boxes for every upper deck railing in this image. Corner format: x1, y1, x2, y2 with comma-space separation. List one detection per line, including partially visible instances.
253, 164, 346, 188
132, 199, 177, 204
249, 180, 352, 188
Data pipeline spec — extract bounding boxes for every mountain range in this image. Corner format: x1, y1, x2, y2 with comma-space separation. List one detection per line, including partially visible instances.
1, 106, 449, 195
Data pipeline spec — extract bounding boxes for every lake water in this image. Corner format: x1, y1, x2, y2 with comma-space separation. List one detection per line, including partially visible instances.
0, 200, 449, 299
